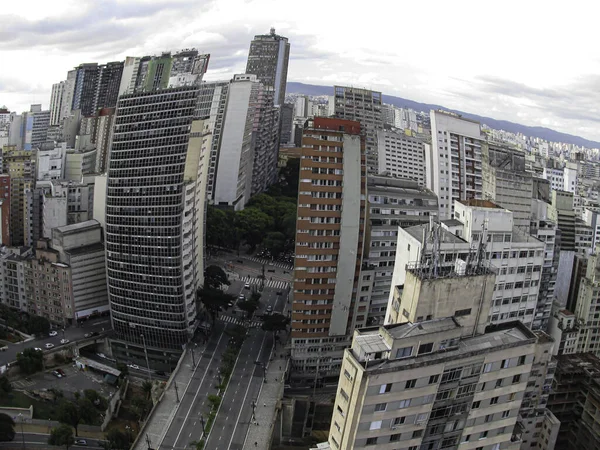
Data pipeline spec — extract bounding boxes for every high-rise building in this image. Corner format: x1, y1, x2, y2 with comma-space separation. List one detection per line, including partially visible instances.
105, 86, 206, 370
0, 246, 32, 312
199, 75, 260, 209
246, 28, 290, 105
72, 63, 100, 116
364, 175, 438, 325
60, 70, 77, 122
333, 86, 383, 174
49, 81, 65, 126
279, 103, 294, 145
290, 117, 366, 378
426, 110, 484, 219
482, 142, 533, 232
70, 62, 124, 117
3, 147, 36, 246
376, 129, 426, 184
94, 61, 124, 113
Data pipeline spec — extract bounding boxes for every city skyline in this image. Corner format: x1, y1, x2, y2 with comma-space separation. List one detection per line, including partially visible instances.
2, 1, 600, 141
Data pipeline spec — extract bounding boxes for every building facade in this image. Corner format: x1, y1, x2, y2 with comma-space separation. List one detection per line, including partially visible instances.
426, 110, 484, 220
376, 130, 427, 185
291, 117, 366, 378
333, 86, 383, 174
245, 28, 290, 105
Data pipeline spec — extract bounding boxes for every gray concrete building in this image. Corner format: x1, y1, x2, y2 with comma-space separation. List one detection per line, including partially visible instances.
376, 130, 427, 185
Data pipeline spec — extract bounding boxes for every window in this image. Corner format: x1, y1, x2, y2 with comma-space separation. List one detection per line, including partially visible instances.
512, 374, 521, 384
429, 374, 440, 384
484, 363, 493, 373
398, 399, 411, 409
396, 346, 412, 358
490, 396, 499, 405
472, 401, 481, 409
369, 421, 382, 430
518, 355, 526, 366
418, 342, 434, 355
501, 359, 510, 369
502, 410, 510, 418
337, 405, 345, 417
374, 403, 387, 412
454, 308, 472, 317
340, 389, 349, 402
412, 430, 423, 438
484, 414, 493, 423
416, 413, 428, 423
366, 437, 378, 445
344, 370, 352, 381
379, 383, 392, 394
405, 379, 416, 389
479, 431, 488, 439
393, 416, 406, 426
496, 378, 503, 388
390, 433, 401, 442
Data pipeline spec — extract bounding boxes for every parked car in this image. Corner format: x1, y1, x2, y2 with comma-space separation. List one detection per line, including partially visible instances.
84, 333, 92, 338
276, 291, 283, 296
238, 294, 245, 301
56, 369, 66, 377
74, 439, 87, 446
51, 370, 62, 378
0, 346, 7, 352
128, 364, 139, 370
244, 282, 251, 289
45, 343, 54, 349
266, 305, 273, 314
227, 301, 234, 308
33, 347, 42, 352
48, 331, 58, 337
60, 339, 69, 345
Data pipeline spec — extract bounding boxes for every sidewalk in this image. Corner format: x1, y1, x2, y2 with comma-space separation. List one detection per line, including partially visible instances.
243, 335, 288, 450
131, 346, 198, 450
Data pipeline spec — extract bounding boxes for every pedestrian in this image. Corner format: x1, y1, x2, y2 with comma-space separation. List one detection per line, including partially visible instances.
254, 442, 258, 447
264, 402, 266, 407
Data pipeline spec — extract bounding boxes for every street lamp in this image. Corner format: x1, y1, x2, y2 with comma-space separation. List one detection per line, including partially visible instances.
140, 334, 152, 381
199, 414, 206, 438
190, 342, 197, 367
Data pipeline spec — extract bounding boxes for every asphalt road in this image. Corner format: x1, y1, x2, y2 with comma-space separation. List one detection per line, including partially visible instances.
158, 320, 230, 450
0, 317, 112, 366
203, 283, 285, 450
0, 432, 104, 449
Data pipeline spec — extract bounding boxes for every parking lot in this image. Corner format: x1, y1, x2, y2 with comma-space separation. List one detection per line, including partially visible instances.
12, 363, 117, 400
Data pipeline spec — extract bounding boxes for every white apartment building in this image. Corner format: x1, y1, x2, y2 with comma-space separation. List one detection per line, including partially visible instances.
582, 207, 600, 250
37, 143, 67, 181
426, 110, 484, 219
542, 167, 564, 192
376, 130, 426, 185
564, 165, 578, 193
388, 200, 545, 329
49, 81, 65, 126
38, 179, 94, 238
0, 247, 32, 312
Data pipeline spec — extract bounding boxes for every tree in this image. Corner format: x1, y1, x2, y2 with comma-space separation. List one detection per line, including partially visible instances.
57, 401, 81, 436
104, 429, 133, 450
204, 265, 230, 290
0, 413, 15, 442
84, 389, 107, 411
141, 381, 153, 400
131, 397, 152, 421
261, 313, 290, 334
116, 362, 129, 376
0, 376, 11, 398
48, 423, 74, 449
197, 287, 235, 319
16, 347, 44, 374
206, 207, 235, 249
234, 207, 273, 249
262, 232, 286, 258
26, 315, 50, 337
78, 398, 99, 425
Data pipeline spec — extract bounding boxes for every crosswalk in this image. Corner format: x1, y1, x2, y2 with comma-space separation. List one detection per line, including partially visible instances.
219, 314, 262, 328
247, 257, 293, 270
13, 378, 36, 388
241, 276, 290, 290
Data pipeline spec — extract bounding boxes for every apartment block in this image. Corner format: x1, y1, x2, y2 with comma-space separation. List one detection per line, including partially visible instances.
388, 200, 545, 329
0, 174, 10, 245
542, 168, 563, 192
333, 86, 383, 174
24, 240, 73, 327
365, 175, 438, 324
291, 117, 366, 378
39, 179, 94, 238
327, 319, 540, 450
0, 246, 32, 312
426, 110, 484, 219
37, 142, 66, 181
376, 129, 426, 185
3, 148, 36, 246
482, 143, 533, 232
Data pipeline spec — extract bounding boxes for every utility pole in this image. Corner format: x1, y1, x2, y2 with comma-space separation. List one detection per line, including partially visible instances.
18, 413, 24, 449
199, 414, 206, 438
251, 399, 256, 421
145, 433, 152, 450
140, 334, 152, 381
174, 382, 180, 403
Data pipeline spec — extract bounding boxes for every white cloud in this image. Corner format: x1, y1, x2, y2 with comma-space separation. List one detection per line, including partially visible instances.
2, 0, 600, 141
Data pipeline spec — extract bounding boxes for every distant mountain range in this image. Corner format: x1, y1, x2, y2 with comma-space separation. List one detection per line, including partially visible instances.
287, 82, 600, 149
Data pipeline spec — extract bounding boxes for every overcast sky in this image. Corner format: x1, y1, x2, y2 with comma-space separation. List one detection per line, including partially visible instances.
2, 0, 600, 141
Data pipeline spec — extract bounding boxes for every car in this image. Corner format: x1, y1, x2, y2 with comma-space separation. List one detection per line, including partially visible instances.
128, 364, 139, 370
266, 305, 273, 313
74, 439, 87, 446
91, 331, 99, 336
244, 282, 251, 289
45, 343, 54, 349
52, 370, 62, 378
238, 294, 245, 301
276, 291, 283, 296
155, 371, 167, 376
33, 348, 42, 352
237, 259, 244, 264
60, 339, 69, 345
56, 369, 66, 377
227, 301, 234, 307
49, 331, 58, 337
0, 346, 6, 352
84, 333, 92, 338
97, 353, 106, 359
